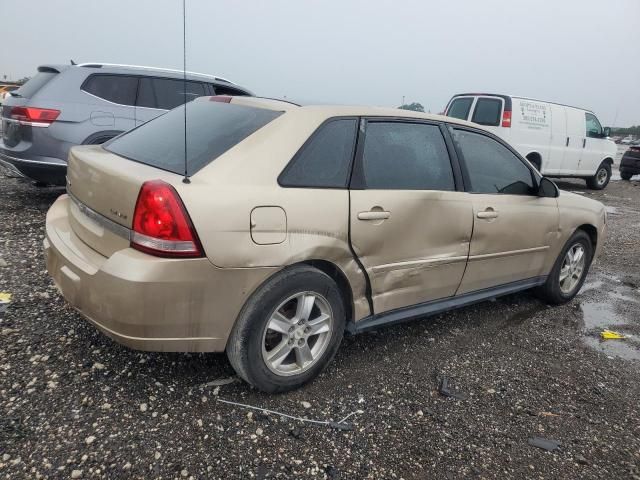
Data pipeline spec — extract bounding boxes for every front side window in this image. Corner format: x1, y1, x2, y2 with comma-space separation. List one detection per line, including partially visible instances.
137, 78, 206, 110
447, 97, 473, 120
452, 129, 535, 195
361, 122, 455, 191
279, 119, 357, 188
585, 113, 602, 138
471, 98, 503, 126
82, 75, 138, 106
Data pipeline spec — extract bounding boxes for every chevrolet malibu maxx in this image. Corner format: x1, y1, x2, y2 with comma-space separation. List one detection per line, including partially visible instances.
45, 96, 607, 392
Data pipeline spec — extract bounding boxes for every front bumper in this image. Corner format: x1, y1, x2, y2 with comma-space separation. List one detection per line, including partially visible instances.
44, 195, 277, 352
620, 153, 640, 175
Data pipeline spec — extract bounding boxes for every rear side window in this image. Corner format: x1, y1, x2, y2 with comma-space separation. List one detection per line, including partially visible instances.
279, 119, 357, 188
361, 122, 455, 191
105, 100, 282, 175
82, 75, 138, 106
15, 71, 58, 98
471, 98, 502, 126
138, 78, 206, 110
214, 84, 250, 96
447, 97, 473, 120
452, 129, 535, 195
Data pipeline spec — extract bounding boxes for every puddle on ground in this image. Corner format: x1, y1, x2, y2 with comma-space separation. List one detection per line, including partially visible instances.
579, 290, 640, 361
605, 206, 620, 215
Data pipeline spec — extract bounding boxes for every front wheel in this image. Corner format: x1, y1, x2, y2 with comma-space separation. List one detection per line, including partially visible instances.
586, 162, 611, 190
226, 266, 345, 393
620, 171, 633, 181
537, 230, 593, 304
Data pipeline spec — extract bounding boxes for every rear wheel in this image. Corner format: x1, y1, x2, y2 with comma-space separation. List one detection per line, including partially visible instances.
226, 266, 345, 393
537, 230, 593, 304
586, 162, 611, 189
620, 171, 633, 181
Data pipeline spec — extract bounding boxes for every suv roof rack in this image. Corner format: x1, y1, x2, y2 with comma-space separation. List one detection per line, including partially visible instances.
76, 62, 234, 84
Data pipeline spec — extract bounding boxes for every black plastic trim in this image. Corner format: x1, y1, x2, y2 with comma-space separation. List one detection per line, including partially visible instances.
347, 276, 547, 334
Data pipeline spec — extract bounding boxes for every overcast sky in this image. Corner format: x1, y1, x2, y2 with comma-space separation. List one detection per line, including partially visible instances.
2, 0, 639, 126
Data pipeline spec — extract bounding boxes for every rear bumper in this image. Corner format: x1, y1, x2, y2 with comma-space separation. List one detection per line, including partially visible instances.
44, 195, 277, 352
0, 150, 67, 184
620, 154, 640, 174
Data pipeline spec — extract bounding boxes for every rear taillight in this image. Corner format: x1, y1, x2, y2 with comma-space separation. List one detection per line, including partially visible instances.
630, 146, 640, 152
131, 180, 203, 258
10, 106, 60, 126
209, 95, 232, 103
501, 110, 512, 128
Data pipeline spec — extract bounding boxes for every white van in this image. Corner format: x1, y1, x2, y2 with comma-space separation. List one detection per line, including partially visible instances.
444, 93, 617, 189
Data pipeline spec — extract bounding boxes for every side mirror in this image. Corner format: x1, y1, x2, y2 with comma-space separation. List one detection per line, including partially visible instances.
538, 177, 559, 198
603, 127, 611, 138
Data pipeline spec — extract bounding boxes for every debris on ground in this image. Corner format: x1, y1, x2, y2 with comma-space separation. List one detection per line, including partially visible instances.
438, 376, 467, 400
601, 329, 626, 340
528, 437, 561, 451
200, 376, 238, 388
217, 398, 362, 430
0, 292, 12, 315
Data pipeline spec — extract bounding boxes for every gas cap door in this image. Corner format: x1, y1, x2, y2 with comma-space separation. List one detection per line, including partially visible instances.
250, 206, 287, 245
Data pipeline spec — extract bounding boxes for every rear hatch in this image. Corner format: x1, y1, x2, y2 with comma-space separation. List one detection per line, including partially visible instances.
1, 66, 62, 147
67, 98, 283, 258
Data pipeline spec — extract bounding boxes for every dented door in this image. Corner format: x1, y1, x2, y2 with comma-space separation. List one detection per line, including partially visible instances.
349, 120, 473, 315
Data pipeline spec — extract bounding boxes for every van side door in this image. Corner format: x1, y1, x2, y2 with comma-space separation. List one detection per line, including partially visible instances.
546, 104, 566, 174
561, 107, 586, 173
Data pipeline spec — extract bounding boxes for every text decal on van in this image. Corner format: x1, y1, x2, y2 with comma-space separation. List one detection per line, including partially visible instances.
518, 101, 549, 129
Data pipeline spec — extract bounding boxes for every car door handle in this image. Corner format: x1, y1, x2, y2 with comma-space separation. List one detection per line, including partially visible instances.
566, 136, 570, 147
358, 210, 391, 221
582, 138, 586, 148
477, 208, 498, 219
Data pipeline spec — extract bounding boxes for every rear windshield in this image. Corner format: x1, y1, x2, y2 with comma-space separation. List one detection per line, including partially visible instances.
472, 98, 503, 126
105, 101, 283, 175
15, 71, 58, 98
447, 97, 473, 120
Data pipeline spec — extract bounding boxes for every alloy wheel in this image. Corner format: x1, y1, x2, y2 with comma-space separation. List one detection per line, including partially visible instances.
261, 292, 334, 376
559, 243, 586, 294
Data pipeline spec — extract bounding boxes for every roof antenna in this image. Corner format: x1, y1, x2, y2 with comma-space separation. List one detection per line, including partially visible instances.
181, 0, 190, 184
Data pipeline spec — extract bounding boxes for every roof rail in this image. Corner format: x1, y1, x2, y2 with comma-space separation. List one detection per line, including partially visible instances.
76, 62, 234, 84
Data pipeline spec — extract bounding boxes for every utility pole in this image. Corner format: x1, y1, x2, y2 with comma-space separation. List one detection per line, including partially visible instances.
401, 95, 405, 106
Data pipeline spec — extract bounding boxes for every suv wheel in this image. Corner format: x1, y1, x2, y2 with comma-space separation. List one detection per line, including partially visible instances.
227, 266, 345, 393
537, 230, 593, 304
621, 171, 633, 181
586, 162, 611, 189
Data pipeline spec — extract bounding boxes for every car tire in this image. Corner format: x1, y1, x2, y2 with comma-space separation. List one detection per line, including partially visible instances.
620, 171, 633, 181
586, 162, 611, 190
536, 230, 593, 305
226, 265, 346, 393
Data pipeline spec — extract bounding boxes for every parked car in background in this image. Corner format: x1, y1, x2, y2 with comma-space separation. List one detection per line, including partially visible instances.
620, 143, 640, 180
45, 97, 606, 392
444, 93, 617, 190
0, 85, 19, 105
0, 63, 252, 185
620, 136, 634, 145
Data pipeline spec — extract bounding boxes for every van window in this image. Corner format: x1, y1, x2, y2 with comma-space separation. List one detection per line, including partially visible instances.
82, 75, 138, 106
471, 98, 502, 126
453, 129, 535, 195
447, 97, 473, 120
361, 122, 455, 191
585, 113, 603, 138
279, 119, 357, 188
105, 100, 282, 176
137, 78, 206, 110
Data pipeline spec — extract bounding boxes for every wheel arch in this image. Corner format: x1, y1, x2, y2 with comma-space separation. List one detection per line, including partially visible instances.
525, 151, 542, 170
576, 223, 598, 252
300, 259, 355, 325
82, 130, 124, 145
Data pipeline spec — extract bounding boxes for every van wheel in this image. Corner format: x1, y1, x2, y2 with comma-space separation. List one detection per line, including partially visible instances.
621, 171, 633, 181
226, 266, 345, 393
536, 230, 593, 304
586, 162, 611, 189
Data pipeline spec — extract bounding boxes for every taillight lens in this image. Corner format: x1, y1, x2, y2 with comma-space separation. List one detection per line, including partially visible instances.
209, 95, 232, 103
501, 110, 512, 128
10, 106, 60, 126
131, 180, 203, 258
630, 146, 640, 152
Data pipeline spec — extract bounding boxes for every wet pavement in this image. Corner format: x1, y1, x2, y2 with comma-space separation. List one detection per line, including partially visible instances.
1, 171, 640, 479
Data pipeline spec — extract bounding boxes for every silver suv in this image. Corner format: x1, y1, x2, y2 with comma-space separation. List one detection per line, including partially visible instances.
0, 62, 252, 185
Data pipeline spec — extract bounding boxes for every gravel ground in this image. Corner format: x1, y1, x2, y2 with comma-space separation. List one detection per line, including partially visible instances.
1, 172, 639, 480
